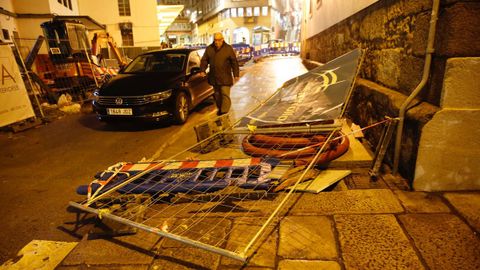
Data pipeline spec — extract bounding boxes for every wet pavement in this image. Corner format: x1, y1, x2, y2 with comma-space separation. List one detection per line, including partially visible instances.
5, 56, 479, 269
230, 56, 307, 122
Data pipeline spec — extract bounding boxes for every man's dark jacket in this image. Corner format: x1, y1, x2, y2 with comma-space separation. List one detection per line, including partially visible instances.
200, 42, 239, 86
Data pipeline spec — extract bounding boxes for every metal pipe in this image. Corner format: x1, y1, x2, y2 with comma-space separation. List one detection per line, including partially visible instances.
228, 121, 342, 134
12, 39, 45, 119
82, 38, 99, 89
393, 0, 440, 175
69, 201, 247, 261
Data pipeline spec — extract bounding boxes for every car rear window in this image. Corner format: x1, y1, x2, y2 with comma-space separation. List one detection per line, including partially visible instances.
123, 53, 186, 73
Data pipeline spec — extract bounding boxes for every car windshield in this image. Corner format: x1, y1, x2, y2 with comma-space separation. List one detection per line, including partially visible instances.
123, 52, 186, 73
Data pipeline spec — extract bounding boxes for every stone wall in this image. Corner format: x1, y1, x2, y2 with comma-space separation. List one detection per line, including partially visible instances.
301, 0, 480, 182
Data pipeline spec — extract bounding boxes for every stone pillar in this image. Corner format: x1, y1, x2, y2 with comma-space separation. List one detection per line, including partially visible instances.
414, 58, 480, 191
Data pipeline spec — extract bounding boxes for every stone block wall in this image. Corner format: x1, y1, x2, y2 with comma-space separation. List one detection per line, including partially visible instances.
302, 0, 480, 182
414, 57, 480, 191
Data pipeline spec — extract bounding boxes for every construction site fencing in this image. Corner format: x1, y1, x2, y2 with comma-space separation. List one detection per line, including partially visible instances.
4, 36, 302, 127
12, 37, 122, 111
252, 41, 300, 61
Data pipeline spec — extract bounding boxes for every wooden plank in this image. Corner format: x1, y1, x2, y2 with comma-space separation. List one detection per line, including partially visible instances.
287, 169, 352, 193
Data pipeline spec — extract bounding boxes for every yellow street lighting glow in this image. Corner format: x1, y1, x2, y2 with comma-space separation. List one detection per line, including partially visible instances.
157, 4, 184, 35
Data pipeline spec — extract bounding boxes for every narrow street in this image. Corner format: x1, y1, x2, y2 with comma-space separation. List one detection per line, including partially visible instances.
0, 56, 307, 264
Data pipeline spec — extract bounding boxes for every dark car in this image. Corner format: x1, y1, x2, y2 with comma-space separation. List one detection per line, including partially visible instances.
92, 48, 213, 124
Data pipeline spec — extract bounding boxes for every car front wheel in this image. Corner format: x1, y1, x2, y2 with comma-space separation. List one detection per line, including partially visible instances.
173, 91, 189, 124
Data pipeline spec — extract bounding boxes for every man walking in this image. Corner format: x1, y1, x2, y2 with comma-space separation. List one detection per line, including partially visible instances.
200, 32, 240, 115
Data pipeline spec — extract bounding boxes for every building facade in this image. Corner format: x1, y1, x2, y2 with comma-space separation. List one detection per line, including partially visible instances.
190, 0, 275, 45
78, 0, 160, 47
157, 1, 187, 46
0, 0, 80, 43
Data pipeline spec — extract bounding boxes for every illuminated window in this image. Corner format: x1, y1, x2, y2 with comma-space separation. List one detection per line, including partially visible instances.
246, 7, 252, 17
231, 8, 237, 17
253, 7, 260, 16
262, 6, 268, 16
118, 0, 131, 16
238, 7, 244, 17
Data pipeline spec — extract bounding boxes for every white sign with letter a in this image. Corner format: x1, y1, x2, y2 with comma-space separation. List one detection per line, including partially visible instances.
0, 45, 35, 127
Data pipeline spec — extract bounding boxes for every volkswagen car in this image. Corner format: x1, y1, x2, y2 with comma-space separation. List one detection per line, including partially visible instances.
92, 48, 213, 124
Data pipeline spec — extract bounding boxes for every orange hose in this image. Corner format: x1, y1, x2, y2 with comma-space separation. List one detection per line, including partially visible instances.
248, 133, 326, 148
241, 132, 349, 165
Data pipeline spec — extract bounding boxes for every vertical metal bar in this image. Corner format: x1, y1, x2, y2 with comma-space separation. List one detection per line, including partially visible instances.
12, 39, 45, 119
393, 0, 440, 174
370, 118, 398, 179
81, 37, 99, 89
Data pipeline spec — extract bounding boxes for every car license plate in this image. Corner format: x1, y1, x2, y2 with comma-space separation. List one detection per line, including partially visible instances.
107, 108, 132, 115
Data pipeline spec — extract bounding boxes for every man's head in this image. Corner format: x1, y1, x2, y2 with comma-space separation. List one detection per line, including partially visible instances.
213, 32, 224, 49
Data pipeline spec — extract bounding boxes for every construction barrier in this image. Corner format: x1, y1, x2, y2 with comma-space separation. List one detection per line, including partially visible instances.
232, 43, 254, 65
268, 41, 301, 55
11, 35, 125, 106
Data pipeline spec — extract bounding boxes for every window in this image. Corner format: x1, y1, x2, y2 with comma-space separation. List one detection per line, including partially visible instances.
122, 33, 133, 46
238, 7, 244, 17
58, 0, 71, 10
118, 0, 131, 16
231, 8, 237, 17
246, 7, 252, 17
262, 6, 268, 16
124, 53, 186, 73
13, 31, 19, 43
187, 52, 200, 74
2, 29, 10, 40
253, 7, 260, 16
119, 23, 133, 46
65, 23, 89, 51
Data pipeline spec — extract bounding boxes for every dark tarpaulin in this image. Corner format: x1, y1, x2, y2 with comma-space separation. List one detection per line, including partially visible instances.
239, 48, 363, 128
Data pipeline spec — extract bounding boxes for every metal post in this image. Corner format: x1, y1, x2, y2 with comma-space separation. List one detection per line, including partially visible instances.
12, 39, 45, 119
82, 38, 99, 89
393, 0, 440, 175
369, 117, 398, 180
69, 201, 247, 261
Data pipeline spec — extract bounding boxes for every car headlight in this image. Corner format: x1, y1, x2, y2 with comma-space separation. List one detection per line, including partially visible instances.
93, 90, 100, 102
145, 90, 172, 102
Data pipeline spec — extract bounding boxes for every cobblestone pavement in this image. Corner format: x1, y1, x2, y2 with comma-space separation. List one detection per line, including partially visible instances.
19, 56, 480, 270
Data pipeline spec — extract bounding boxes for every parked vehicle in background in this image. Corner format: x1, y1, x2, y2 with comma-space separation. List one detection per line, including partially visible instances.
92, 48, 213, 124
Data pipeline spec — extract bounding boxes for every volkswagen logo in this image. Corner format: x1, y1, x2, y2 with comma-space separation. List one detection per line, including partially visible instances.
115, 97, 123, 105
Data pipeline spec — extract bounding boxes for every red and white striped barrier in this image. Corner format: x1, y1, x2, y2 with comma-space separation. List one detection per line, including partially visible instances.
120, 158, 263, 172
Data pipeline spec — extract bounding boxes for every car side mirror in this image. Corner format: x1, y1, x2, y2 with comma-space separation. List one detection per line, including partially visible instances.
190, 67, 201, 74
